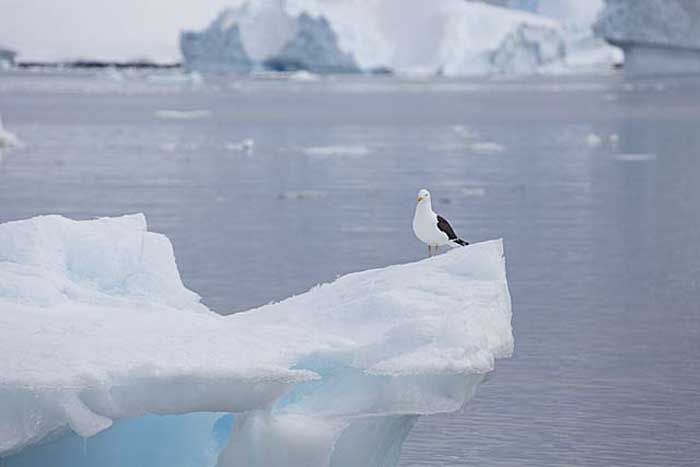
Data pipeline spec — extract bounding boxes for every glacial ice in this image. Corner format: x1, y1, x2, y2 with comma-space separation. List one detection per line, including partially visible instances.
595, 0, 700, 74
181, 0, 572, 76
0, 214, 513, 467
596, 0, 700, 50
492, 0, 623, 71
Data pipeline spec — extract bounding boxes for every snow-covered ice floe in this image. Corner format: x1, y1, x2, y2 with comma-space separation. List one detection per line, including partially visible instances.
0, 214, 513, 467
180, 0, 620, 76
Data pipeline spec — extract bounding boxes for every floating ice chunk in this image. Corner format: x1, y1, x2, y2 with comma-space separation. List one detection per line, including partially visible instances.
471, 142, 506, 154
159, 142, 179, 152
0, 214, 512, 466
613, 153, 657, 162
277, 190, 326, 200
302, 145, 370, 157
586, 133, 603, 147
609, 133, 620, 145
154, 110, 211, 120
146, 72, 203, 86
0, 116, 23, 150
460, 187, 487, 197
288, 70, 321, 81
225, 138, 255, 152
101, 67, 124, 82
451, 125, 478, 140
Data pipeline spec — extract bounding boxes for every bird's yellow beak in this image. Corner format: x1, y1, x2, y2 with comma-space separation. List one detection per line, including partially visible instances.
417, 195, 423, 202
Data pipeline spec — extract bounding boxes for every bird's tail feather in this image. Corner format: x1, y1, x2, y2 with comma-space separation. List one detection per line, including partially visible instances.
451, 238, 469, 247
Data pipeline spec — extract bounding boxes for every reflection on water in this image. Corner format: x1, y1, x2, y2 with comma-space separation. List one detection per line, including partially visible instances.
1, 71, 699, 466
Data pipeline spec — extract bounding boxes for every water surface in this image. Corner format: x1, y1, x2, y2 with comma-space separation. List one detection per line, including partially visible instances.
1, 70, 698, 466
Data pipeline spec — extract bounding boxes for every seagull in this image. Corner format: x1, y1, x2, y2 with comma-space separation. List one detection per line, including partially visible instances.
413, 188, 469, 257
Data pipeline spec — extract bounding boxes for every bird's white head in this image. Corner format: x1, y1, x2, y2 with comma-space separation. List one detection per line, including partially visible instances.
416, 188, 431, 203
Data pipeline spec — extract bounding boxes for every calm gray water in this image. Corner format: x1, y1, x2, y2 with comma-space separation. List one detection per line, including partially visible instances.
1, 70, 699, 466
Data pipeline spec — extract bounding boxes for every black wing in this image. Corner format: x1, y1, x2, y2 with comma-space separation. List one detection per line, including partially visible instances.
436, 215, 459, 240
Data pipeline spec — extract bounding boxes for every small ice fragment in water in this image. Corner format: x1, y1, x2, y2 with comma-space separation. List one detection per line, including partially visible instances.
460, 187, 486, 197
0, 116, 23, 149
225, 139, 255, 152
586, 133, 602, 147
451, 125, 478, 139
302, 145, 370, 157
470, 142, 505, 154
277, 190, 327, 200
609, 133, 620, 145
147, 72, 203, 86
613, 153, 656, 162
288, 71, 320, 82
154, 110, 211, 120
159, 143, 178, 152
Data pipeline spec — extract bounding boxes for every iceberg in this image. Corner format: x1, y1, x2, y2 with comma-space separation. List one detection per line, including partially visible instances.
0, 47, 16, 69
595, 0, 700, 73
180, 0, 568, 76
490, 0, 623, 71
0, 214, 513, 467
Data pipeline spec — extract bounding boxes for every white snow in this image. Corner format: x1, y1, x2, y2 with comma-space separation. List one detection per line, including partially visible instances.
0, 214, 512, 467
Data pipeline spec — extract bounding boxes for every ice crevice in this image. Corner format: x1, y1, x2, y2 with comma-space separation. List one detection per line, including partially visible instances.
0, 214, 513, 467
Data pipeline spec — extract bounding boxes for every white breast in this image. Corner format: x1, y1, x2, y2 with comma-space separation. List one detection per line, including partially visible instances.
413, 203, 450, 246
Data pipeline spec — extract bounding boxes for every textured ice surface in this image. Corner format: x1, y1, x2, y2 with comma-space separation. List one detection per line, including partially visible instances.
492, 0, 622, 71
596, 0, 700, 50
595, 0, 700, 73
0, 214, 512, 467
181, 0, 570, 76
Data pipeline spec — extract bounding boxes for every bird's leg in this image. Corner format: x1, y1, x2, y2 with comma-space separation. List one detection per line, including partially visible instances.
428, 245, 432, 257
436, 245, 439, 255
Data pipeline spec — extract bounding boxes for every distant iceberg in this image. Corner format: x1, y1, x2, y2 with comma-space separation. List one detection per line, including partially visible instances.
0, 47, 16, 69
181, 0, 582, 76
595, 0, 700, 74
491, 0, 623, 71
0, 214, 512, 467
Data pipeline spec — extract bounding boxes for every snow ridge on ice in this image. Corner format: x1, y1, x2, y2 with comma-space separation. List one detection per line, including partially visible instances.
1, 214, 513, 467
